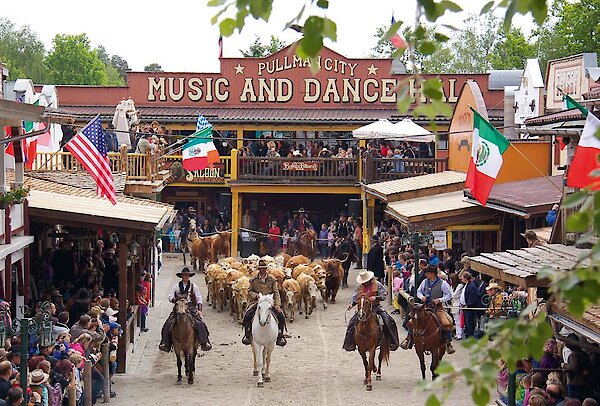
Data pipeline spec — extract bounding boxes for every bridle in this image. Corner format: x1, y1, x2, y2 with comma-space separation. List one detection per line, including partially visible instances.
257, 298, 273, 326
357, 295, 373, 322
411, 304, 441, 342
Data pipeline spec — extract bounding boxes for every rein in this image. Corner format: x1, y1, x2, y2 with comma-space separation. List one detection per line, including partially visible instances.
411, 307, 442, 343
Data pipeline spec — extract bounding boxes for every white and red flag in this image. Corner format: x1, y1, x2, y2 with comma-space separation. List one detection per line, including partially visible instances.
390, 16, 407, 50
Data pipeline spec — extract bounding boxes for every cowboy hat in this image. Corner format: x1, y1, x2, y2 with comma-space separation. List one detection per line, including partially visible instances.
356, 270, 375, 284
292, 150, 301, 156
257, 259, 268, 270
520, 230, 537, 240
176, 267, 196, 278
424, 265, 438, 275
29, 369, 49, 385
105, 307, 119, 317
486, 282, 501, 291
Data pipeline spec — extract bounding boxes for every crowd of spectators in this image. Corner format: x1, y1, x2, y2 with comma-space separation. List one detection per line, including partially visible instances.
7, 235, 155, 405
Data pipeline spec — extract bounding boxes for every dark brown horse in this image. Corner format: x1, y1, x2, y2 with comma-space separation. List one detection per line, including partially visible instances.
409, 304, 446, 380
353, 294, 390, 391
172, 295, 199, 385
286, 230, 317, 260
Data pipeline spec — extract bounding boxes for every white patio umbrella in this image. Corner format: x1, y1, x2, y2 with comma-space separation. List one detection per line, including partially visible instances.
352, 119, 401, 139
389, 118, 435, 143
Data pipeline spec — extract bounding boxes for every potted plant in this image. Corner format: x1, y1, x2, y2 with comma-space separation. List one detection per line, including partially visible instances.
11, 187, 29, 204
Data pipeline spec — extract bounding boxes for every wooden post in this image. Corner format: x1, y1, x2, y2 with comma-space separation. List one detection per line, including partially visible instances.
117, 239, 128, 373
101, 343, 110, 403
68, 386, 76, 406
145, 150, 152, 180
230, 148, 238, 181
236, 128, 243, 150
231, 190, 240, 256
83, 359, 92, 406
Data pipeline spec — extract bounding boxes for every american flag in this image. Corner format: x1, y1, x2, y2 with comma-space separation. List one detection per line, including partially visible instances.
196, 113, 212, 132
65, 115, 117, 205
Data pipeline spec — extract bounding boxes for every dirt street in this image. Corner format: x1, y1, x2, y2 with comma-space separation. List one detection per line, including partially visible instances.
111, 257, 473, 405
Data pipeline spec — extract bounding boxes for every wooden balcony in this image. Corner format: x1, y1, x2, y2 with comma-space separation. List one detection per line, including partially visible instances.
362, 154, 448, 184
235, 156, 359, 184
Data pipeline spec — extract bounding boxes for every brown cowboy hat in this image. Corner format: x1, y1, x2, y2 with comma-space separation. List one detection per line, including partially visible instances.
257, 259, 268, 270
424, 265, 438, 275
176, 267, 196, 278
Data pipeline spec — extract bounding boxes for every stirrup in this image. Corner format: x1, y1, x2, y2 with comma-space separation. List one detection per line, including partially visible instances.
242, 335, 251, 345
400, 338, 411, 350
159, 343, 171, 353
446, 342, 455, 354
276, 334, 287, 347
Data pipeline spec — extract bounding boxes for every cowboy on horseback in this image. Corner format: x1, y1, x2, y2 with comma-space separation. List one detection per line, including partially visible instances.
400, 266, 455, 354
159, 267, 212, 352
242, 260, 287, 347
343, 270, 400, 352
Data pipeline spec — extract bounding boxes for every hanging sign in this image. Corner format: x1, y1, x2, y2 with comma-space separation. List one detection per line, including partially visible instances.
282, 161, 319, 171
431, 231, 447, 250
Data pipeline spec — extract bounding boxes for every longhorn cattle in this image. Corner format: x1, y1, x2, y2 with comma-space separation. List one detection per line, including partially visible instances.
232, 276, 251, 323
211, 268, 229, 312
286, 255, 310, 269
323, 259, 343, 304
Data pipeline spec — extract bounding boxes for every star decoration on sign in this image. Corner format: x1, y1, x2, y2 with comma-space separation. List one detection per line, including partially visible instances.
367, 64, 379, 76
234, 64, 245, 75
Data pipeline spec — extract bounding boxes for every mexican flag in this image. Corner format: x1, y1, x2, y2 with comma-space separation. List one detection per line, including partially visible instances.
466, 108, 511, 206
566, 111, 600, 190
563, 93, 587, 116
182, 126, 220, 171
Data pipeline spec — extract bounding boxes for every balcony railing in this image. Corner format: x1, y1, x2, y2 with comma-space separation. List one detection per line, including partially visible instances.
362, 154, 448, 184
30, 150, 448, 185
32, 150, 164, 181
236, 156, 359, 184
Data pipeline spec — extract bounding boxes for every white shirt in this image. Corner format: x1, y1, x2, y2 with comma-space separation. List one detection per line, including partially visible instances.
169, 281, 203, 308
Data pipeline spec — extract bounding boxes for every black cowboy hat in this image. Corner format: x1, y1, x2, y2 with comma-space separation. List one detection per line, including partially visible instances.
424, 265, 438, 275
176, 267, 196, 278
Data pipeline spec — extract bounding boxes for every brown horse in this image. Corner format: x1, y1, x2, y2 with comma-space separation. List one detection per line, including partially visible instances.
353, 294, 390, 391
172, 295, 199, 385
286, 230, 317, 260
409, 304, 446, 380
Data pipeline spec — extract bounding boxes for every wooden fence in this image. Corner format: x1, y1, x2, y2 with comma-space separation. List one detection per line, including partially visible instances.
237, 156, 359, 183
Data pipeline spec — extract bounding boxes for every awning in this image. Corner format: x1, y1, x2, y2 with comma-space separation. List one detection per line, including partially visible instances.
0, 236, 34, 261
23, 174, 174, 233
464, 175, 563, 216
548, 306, 600, 345
385, 191, 489, 228
389, 118, 435, 142
469, 244, 589, 288
363, 171, 466, 202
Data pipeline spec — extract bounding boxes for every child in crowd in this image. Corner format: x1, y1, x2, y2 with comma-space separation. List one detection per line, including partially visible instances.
391, 269, 403, 315
282, 230, 290, 251
135, 285, 149, 332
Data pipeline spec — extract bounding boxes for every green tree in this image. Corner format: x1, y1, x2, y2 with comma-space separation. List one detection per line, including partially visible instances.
144, 63, 163, 72
95, 45, 128, 85
490, 27, 537, 70
45, 34, 107, 85
0, 18, 47, 82
535, 0, 600, 71
240, 35, 286, 57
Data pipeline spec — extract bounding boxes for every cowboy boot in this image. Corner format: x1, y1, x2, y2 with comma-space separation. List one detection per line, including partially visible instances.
400, 335, 413, 350
446, 341, 455, 354
242, 324, 252, 345
201, 342, 212, 351
276, 327, 287, 346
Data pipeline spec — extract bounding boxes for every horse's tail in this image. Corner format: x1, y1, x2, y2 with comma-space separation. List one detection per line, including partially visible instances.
380, 337, 390, 367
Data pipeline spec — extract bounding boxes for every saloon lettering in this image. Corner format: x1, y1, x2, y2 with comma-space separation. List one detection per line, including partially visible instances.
185, 167, 223, 183
148, 73, 459, 104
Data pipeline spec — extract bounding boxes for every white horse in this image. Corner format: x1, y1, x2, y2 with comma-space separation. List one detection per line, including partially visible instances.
252, 293, 278, 387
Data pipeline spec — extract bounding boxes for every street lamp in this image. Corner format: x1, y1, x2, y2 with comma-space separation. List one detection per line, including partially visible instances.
0, 302, 54, 406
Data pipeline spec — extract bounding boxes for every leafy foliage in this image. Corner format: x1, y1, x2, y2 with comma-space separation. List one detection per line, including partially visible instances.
0, 18, 47, 82
240, 35, 287, 57
45, 34, 107, 85
144, 63, 163, 72
95, 45, 129, 86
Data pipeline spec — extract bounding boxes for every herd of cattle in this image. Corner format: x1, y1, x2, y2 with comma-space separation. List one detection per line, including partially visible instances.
203, 253, 344, 323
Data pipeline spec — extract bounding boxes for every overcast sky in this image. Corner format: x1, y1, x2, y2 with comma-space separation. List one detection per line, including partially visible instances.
2, 0, 535, 73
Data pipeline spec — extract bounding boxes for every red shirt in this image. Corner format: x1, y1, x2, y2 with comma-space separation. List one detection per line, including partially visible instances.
269, 226, 281, 241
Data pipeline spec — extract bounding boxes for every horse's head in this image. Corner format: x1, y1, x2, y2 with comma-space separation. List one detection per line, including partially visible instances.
357, 293, 373, 321
256, 293, 274, 327
174, 294, 188, 314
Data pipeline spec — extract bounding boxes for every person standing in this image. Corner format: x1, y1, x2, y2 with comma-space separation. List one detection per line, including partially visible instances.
462, 272, 479, 338
104, 124, 119, 152
268, 220, 281, 255
366, 235, 385, 283
318, 224, 329, 258
353, 219, 363, 269
451, 276, 465, 340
